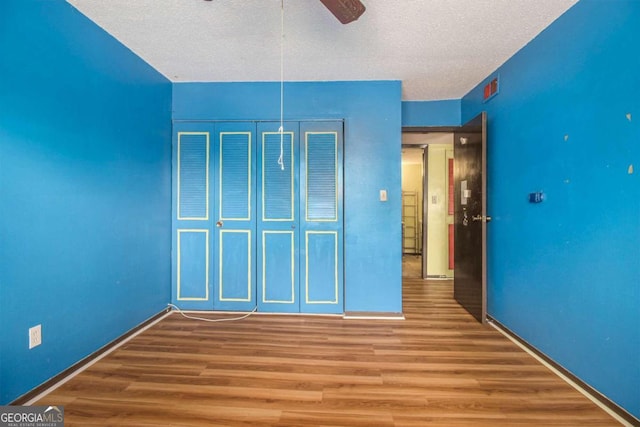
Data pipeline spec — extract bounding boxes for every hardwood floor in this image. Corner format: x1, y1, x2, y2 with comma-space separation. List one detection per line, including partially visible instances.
402, 254, 422, 278
37, 278, 619, 426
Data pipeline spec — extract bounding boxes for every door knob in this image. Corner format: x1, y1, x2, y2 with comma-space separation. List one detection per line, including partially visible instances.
216, 221, 223, 227
472, 215, 492, 223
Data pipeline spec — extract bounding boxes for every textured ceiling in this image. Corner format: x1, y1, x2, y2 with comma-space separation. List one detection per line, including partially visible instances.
66, 0, 578, 101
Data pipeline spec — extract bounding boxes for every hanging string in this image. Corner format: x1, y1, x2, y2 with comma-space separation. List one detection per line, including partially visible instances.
277, 0, 285, 171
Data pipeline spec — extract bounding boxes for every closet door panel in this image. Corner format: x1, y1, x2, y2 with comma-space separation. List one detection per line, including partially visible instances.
213, 123, 257, 311
300, 121, 344, 314
257, 122, 300, 312
171, 123, 214, 309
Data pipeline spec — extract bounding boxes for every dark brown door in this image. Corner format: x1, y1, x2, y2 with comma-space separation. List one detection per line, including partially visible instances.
453, 112, 488, 323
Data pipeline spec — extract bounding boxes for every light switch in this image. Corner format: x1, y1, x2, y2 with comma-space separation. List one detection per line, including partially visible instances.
380, 190, 387, 202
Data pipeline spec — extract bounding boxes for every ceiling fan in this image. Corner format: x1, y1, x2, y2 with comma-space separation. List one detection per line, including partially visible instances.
319, 0, 366, 24
202, 0, 366, 25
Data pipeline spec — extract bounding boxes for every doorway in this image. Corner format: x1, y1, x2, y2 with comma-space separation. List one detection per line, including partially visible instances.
401, 145, 423, 278
403, 115, 488, 324
402, 133, 455, 280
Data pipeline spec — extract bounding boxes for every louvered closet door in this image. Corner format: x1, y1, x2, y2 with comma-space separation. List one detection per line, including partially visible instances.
299, 121, 344, 314
172, 120, 342, 314
257, 122, 300, 312
213, 122, 257, 311
171, 122, 214, 309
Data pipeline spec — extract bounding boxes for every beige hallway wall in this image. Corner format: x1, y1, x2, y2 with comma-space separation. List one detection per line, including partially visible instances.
426, 139, 454, 277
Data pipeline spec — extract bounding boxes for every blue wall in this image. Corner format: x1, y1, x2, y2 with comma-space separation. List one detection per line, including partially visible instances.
173, 81, 403, 313
0, 1, 173, 404
462, 0, 639, 418
402, 99, 461, 127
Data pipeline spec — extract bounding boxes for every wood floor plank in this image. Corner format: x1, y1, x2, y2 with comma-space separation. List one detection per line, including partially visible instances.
36, 274, 620, 426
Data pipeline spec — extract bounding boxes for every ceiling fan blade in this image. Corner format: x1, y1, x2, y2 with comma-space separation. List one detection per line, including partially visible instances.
319, 0, 366, 24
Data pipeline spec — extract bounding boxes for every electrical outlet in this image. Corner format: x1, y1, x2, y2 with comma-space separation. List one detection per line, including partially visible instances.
29, 324, 42, 349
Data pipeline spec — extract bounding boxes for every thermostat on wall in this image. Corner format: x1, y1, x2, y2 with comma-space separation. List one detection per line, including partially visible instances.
529, 192, 544, 203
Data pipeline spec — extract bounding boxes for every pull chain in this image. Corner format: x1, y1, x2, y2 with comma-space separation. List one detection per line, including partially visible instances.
277, 0, 285, 171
